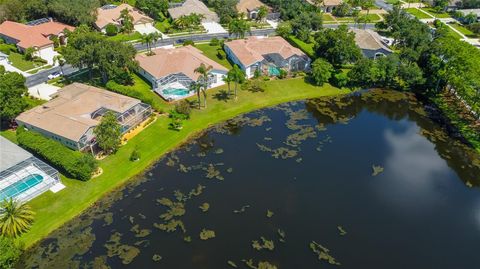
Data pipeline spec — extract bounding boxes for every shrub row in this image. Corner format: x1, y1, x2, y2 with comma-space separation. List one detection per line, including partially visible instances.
105, 80, 157, 110
16, 128, 97, 181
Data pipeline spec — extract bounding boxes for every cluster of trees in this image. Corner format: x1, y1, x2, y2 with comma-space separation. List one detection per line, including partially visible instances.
16, 127, 98, 181
135, 0, 168, 21
63, 26, 138, 85
0, 0, 101, 25
0, 67, 27, 123
173, 13, 205, 31
203, 0, 238, 24
94, 111, 122, 154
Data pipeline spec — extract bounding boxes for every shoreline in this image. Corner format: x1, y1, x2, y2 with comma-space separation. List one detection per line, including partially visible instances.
16, 78, 348, 249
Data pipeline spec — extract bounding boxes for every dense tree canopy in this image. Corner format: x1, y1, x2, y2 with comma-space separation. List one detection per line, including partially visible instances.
135, 0, 168, 21
0, 70, 27, 122
0, 236, 21, 269
94, 111, 122, 154
63, 26, 138, 84
314, 25, 362, 67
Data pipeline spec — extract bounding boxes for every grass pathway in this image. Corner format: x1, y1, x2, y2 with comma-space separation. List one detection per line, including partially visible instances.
13, 78, 348, 248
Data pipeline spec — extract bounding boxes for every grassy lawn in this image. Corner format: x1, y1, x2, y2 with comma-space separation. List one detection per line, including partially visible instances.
450, 23, 479, 38
333, 14, 382, 23
286, 35, 315, 58
11, 78, 347, 248
155, 20, 171, 33
322, 13, 335, 21
8, 53, 44, 71
194, 43, 233, 69
385, 0, 399, 4
420, 7, 451, 18
106, 32, 143, 42
405, 8, 433, 19
441, 23, 464, 39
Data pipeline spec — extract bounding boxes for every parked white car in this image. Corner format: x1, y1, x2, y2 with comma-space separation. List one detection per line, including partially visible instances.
47, 71, 63, 80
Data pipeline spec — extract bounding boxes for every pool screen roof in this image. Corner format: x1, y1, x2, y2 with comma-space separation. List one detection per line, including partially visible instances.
0, 136, 32, 172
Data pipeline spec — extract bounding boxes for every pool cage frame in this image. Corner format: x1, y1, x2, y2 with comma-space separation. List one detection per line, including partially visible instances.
0, 157, 60, 202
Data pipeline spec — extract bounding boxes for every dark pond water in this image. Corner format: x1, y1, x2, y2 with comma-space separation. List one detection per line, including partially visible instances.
19, 90, 480, 269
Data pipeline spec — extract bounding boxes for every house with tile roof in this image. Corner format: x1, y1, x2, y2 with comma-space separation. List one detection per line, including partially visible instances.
94, 4, 154, 33
306, 0, 343, 13
224, 36, 311, 78
16, 83, 152, 151
0, 19, 74, 64
167, 0, 219, 22
351, 29, 392, 59
136, 45, 228, 101
236, 0, 270, 20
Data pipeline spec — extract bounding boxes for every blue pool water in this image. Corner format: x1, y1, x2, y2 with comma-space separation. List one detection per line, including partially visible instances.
0, 174, 44, 200
268, 66, 281, 76
162, 88, 189, 96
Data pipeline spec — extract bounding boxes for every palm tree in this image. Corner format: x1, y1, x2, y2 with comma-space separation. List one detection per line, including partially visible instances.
257, 6, 268, 22
53, 55, 66, 74
228, 65, 246, 100
223, 74, 233, 95
228, 18, 250, 39
151, 32, 162, 50
194, 63, 213, 108
189, 82, 202, 109
0, 198, 35, 238
141, 33, 154, 54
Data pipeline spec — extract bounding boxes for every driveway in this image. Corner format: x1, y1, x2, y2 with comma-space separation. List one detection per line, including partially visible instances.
201, 22, 227, 34
134, 24, 168, 38
28, 83, 60, 100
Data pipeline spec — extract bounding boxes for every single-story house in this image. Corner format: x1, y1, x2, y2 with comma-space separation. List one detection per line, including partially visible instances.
236, 0, 270, 20
0, 19, 74, 64
136, 45, 228, 101
352, 29, 392, 59
224, 36, 311, 78
306, 0, 343, 13
0, 136, 62, 202
16, 83, 152, 151
458, 9, 480, 22
168, 0, 219, 22
94, 4, 155, 33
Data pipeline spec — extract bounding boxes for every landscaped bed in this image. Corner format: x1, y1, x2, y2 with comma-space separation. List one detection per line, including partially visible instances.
420, 7, 451, 18
7, 78, 347, 248
194, 43, 233, 69
405, 8, 433, 19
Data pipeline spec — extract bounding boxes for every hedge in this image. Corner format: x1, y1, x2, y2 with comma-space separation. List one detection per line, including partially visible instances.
105, 80, 155, 108
16, 128, 97, 181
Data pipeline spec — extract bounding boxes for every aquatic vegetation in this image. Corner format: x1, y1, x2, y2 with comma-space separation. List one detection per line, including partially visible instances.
183, 236, 192, 242
204, 164, 224, 180
372, 165, 384, 176
266, 210, 274, 218
227, 167, 233, 173
242, 259, 277, 269
264, 137, 273, 141
152, 254, 162, 262
199, 229, 216, 240
178, 164, 189, 173
104, 232, 140, 265
215, 148, 224, 154
188, 184, 206, 198
252, 237, 275, 251
227, 260, 238, 268
103, 213, 113, 226
309, 241, 340, 266
466, 181, 473, 188
277, 229, 286, 243
157, 198, 186, 221
337, 226, 347, 236
154, 219, 186, 233
199, 203, 210, 212
130, 224, 151, 238
271, 147, 298, 159
233, 205, 250, 214
285, 126, 317, 147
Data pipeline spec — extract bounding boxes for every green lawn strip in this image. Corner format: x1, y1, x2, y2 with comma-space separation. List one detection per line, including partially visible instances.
286, 35, 315, 59
420, 7, 451, 18
443, 24, 464, 39
405, 8, 433, 19
449, 23, 479, 38
385, 0, 399, 4
1, 129, 17, 143
106, 32, 143, 42
8, 53, 43, 71
15, 78, 347, 248
194, 43, 234, 69
154, 20, 171, 33
322, 13, 335, 21
334, 14, 382, 23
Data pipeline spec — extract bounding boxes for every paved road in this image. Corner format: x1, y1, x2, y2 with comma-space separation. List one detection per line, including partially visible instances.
375, 0, 393, 11
25, 24, 375, 87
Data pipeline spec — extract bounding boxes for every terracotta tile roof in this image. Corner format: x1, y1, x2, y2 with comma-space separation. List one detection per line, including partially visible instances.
0, 20, 74, 49
16, 83, 141, 142
168, 0, 219, 22
236, 0, 266, 13
136, 45, 228, 81
351, 29, 392, 52
306, 0, 343, 6
225, 36, 307, 67
95, 3, 154, 30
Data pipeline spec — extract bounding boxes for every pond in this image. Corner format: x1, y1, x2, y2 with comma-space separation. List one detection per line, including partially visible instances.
19, 90, 480, 269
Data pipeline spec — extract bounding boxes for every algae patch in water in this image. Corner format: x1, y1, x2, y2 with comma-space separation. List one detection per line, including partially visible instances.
309, 241, 340, 266
372, 165, 384, 176
228, 260, 238, 268
252, 237, 275, 251
199, 229, 216, 240
152, 254, 162, 262
104, 232, 140, 265
130, 224, 151, 238
233, 205, 250, 214
242, 259, 277, 269
199, 202, 210, 212
266, 210, 274, 218
337, 226, 347, 236
277, 229, 286, 243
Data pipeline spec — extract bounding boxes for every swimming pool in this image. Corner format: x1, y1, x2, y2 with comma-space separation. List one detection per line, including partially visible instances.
162, 88, 190, 96
268, 66, 281, 76
0, 174, 44, 201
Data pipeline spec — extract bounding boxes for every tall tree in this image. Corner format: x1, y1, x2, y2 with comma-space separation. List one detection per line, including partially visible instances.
0, 198, 35, 238
257, 5, 268, 22
194, 63, 213, 108
228, 65, 246, 100
0, 70, 27, 123
93, 111, 122, 154
228, 18, 250, 38
314, 25, 362, 67
311, 58, 334, 86
120, 8, 134, 33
